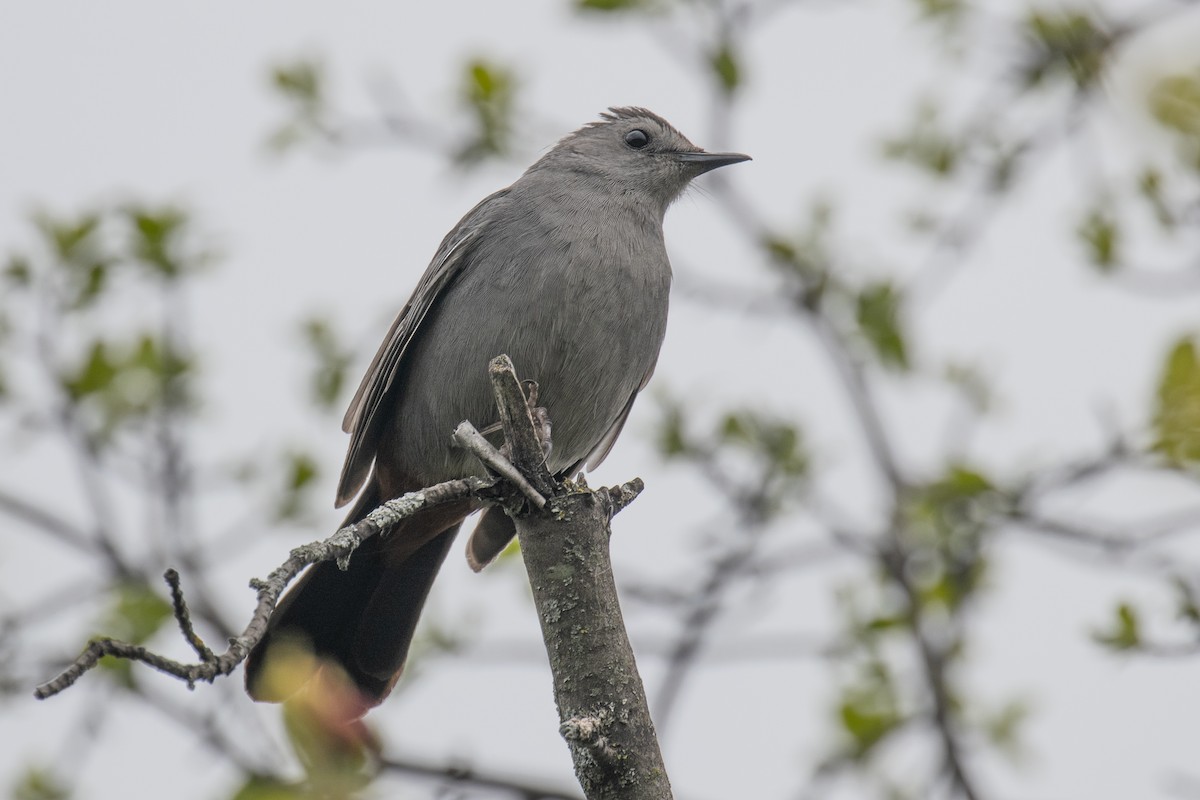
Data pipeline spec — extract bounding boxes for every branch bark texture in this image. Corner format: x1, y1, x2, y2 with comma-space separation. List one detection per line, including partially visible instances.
487, 355, 672, 800
515, 486, 670, 800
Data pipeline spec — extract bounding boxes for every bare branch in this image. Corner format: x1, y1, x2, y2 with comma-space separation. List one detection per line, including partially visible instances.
377, 755, 582, 800
0, 488, 97, 554
453, 420, 547, 509
32, 476, 490, 699
484, 355, 671, 799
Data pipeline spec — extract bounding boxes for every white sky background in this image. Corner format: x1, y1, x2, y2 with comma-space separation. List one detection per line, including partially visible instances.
3, 1, 1200, 799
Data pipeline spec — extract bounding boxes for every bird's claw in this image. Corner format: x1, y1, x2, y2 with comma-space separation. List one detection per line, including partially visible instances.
522, 380, 553, 460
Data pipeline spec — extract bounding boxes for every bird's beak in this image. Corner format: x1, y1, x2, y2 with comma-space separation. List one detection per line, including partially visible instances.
673, 150, 752, 175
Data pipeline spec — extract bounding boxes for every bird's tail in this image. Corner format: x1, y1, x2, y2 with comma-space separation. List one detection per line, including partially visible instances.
245, 479, 463, 711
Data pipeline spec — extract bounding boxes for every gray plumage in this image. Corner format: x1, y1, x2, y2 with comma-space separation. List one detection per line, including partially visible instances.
245, 107, 749, 711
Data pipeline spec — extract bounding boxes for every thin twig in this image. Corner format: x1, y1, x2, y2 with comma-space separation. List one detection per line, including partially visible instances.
32, 476, 490, 699
452, 420, 547, 509
164, 568, 215, 663
0, 488, 97, 554
377, 756, 582, 800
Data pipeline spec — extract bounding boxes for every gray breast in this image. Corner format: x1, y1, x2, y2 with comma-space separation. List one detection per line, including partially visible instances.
381, 188, 672, 485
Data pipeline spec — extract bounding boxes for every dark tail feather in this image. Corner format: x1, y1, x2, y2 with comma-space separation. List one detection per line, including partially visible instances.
245, 481, 460, 707
465, 506, 517, 572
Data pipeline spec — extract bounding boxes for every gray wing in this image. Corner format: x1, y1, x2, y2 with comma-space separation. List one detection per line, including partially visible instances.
336, 188, 511, 507
467, 368, 658, 574
582, 364, 658, 473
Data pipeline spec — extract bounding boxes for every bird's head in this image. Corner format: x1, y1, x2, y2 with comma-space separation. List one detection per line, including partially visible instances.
530, 107, 751, 212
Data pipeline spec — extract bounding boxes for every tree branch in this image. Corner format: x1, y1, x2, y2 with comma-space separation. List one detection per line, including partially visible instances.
484, 355, 672, 800
377, 755, 582, 800
32, 476, 490, 699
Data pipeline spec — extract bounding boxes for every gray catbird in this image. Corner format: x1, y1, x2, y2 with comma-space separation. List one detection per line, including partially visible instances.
245, 107, 749, 711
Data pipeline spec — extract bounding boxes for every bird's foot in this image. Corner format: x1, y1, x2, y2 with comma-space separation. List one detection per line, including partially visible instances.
522, 380, 553, 460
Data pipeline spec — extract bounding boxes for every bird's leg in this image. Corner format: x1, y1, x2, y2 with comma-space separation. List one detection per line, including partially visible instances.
480, 381, 553, 465
521, 380, 553, 460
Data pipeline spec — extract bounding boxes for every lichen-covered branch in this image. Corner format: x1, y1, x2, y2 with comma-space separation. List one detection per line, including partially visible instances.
485, 355, 671, 800
32, 475, 489, 699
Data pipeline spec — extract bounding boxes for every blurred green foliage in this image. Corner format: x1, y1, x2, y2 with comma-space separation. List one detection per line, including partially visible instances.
1093, 601, 1142, 651
834, 658, 904, 761
1149, 70, 1200, 169
267, 59, 328, 152
575, 0, 651, 10
1153, 338, 1200, 466
1019, 8, 1112, 90
7, 1, 1200, 798
59, 335, 193, 442
301, 316, 353, 412
229, 776, 305, 800
855, 282, 910, 371
457, 59, 517, 164
1078, 206, 1120, 271
11, 767, 70, 800
709, 42, 741, 95
275, 450, 321, 523
94, 582, 175, 689
2, 207, 203, 447
882, 103, 962, 179
657, 398, 809, 519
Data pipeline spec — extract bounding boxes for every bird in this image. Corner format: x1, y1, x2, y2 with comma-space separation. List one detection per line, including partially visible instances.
245, 107, 749, 713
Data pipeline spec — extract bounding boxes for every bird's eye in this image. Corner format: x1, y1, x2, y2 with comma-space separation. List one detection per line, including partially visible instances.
624, 129, 650, 149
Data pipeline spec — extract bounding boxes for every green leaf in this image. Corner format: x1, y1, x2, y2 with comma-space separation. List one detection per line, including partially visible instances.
229, 776, 305, 800
881, 103, 962, 178
12, 767, 70, 800
655, 399, 689, 458
710, 43, 741, 94
33, 210, 115, 308
760, 205, 836, 306
863, 615, 906, 632
762, 235, 799, 265
913, 0, 965, 21
271, 59, 324, 109
720, 412, 749, 442
276, 451, 320, 522
35, 212, 102, 263
457, 59, 517, 164
902, 464, 997, 611
267, 59, 328, 153
59, 333, 192, 440
97, 653, 136, 689
283, 699, 374, 791
982, 698, 1030, 757
1148, 70, 1200, 169
717, 411, 809, 478
61, 341, 120, 401
1078, 207, 1120, 271
1018, 9, 1111, 90
4, 254, 32, 287
1093, 601, 1141, 651
835, 661, 903, 759
944, 362, 991, 413
576, 0, 647, 10
839, 701, 899, 756
495, 535, 523, 564
856, 282, 910, 370
1137, 167, 1176, 228
1149, 71, 1200, 137
942, 465, 992, 496
125, 206, 190, 278
102, 581, 173, 645
1152, 338, 1200, 465
302, 317, 352, 411
1172, 576, 1200, 625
